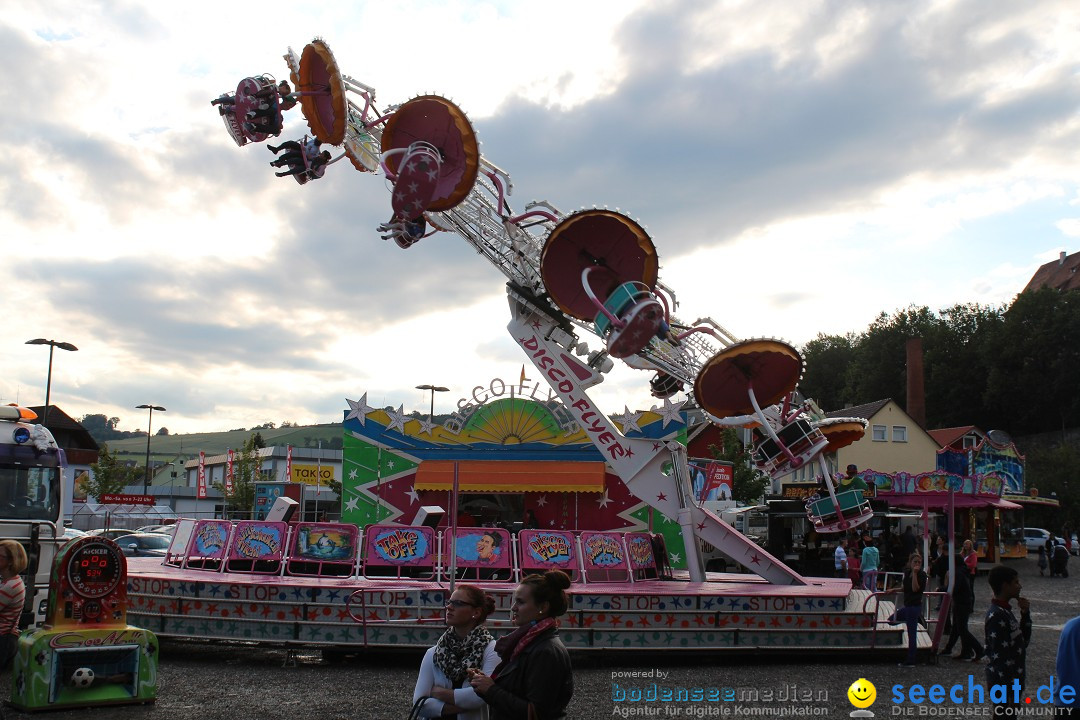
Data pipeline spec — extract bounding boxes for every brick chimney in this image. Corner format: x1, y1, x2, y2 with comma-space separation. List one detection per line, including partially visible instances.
906, 337, 926, 429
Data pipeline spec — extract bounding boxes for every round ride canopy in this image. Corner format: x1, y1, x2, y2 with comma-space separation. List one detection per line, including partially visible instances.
298, 39, 348, 145
540, 210, 658, 321
694, 339, 803, 419
815, 417, 868, 453
381, 95, 480, 212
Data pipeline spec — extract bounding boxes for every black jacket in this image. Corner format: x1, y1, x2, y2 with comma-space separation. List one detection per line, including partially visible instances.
484, 626, 573, 720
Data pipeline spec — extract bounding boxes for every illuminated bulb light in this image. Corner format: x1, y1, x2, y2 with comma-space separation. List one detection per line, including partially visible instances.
0, 405, 37, 422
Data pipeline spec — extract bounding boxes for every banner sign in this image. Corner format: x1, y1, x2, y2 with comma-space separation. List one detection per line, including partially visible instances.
291, 464, 334, 487
292, 523, 358, 562
580, 531, 629, 571
519, 530, 576, 571
228, 521, 287, 561
99, 494, 154, 505
364, 525, 435, 566
226, 448, 234, 495
197, 451, 207, 499
454, 528, 512, 568
689, 459, 734, 503
286, 445, 292, 483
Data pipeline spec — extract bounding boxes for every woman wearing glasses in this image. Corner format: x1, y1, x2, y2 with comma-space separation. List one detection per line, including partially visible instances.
413, 584, 498, 719
0, 539, 27, 670
470, 570, 573, 719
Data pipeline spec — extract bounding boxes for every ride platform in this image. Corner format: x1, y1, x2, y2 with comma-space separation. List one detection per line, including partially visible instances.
125, 559, 934, 655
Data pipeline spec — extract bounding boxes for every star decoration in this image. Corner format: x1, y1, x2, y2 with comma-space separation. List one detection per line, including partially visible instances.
697, 522, 706, 530
406, 488, 420, 505
596, 490, 612, 509
669, 552, 681, 564
530, 318, 543, 330
536, 495, 548, 507
344, 496, 359, 511
616, 406, 644, 434
656, 492, 667, 502
348, 468, 358, 480
385, 404, 408, 433
655, 396, 686, 428
345, 394, 375, 425
417, 417, 437, 435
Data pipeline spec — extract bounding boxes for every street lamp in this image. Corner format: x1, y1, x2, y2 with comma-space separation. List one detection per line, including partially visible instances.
415, 384, 449, 420
136, 404, 166, 494
25, 339, 78, 427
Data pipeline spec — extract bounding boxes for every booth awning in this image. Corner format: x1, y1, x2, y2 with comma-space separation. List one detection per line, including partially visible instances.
414, 460, 605, 493
877, 493, 1023, 511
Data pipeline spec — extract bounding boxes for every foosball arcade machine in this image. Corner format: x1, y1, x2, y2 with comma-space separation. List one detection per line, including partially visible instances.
10, 536, 158, 711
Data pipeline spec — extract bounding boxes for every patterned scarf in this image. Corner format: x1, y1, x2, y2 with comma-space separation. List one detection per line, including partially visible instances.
433, 625, 494, 686
491, 616, 557, 679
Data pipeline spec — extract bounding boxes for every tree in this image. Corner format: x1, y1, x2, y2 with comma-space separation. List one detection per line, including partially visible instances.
156, 427, 169, 436
213, 434, 261, 519
79, 414, 140, 444
708, 428, 769, 504
984, 288, 1080, 437
1023, 443, 1080, 531
800, 333, 856, 410
87, 444, 139, 499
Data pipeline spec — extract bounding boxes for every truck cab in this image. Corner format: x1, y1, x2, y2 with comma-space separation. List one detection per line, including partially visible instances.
0, 405, 66, 626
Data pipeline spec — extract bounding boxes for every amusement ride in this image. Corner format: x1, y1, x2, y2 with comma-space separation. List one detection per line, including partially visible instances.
118, 39, 924, 655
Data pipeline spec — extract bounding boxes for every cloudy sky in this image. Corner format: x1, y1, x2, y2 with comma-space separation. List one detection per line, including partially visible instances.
1, 1, 1077, 436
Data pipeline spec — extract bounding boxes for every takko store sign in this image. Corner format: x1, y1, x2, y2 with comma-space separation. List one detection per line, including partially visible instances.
442, 373, 576, 433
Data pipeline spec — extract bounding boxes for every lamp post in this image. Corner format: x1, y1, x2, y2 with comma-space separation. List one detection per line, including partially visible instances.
415, 384, 449, 421
25, 339, 78, 427
136, 404, 166, 494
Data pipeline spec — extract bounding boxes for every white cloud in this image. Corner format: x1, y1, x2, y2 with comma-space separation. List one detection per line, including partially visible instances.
3, 0, 1079, 435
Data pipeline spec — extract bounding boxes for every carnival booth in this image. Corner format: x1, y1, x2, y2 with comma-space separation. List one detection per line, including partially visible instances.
11, 536, 158, 711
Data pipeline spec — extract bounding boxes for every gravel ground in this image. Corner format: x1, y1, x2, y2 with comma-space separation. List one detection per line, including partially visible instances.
2, 556, 1073, 720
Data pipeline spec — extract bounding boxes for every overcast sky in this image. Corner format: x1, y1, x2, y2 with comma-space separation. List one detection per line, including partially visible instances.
2, 1, 1077, 436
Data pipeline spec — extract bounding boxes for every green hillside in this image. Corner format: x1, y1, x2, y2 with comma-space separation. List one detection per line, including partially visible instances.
104, 424, 343, 462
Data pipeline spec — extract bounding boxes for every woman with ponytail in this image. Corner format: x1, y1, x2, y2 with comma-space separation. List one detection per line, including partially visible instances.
413, 584, 499, 719
470, 570, 573, 719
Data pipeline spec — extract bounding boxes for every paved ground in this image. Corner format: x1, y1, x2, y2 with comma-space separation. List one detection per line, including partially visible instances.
2, 555, 1074, 719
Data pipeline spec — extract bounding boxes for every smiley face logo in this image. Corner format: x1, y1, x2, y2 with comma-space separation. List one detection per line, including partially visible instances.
848, 678, 876, 708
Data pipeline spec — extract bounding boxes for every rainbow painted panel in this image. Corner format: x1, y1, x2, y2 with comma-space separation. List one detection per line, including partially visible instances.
189, 520, 231, 559
520, 530, 576, 570
228, 522, 287, 561
625, 534, 656, 570
364, 525, 434, 566
454, 528, 512, 568
580, 532, 628, 570
292, 523, 358, 562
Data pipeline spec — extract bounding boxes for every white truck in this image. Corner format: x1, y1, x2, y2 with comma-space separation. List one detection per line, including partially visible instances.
0, 405, 66, 626
696, 501, 768, 572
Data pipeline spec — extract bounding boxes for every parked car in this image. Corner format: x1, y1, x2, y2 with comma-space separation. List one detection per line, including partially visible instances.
135, 524, 176, 535
61, 527, 87, 542
114, 533, 172, 558
87, 528, 143, 542
1023, 527, 1052, 552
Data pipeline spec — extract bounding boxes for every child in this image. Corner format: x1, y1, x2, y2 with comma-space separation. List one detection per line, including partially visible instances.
847, 552, 861, 585
985, 564, 1032, 708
